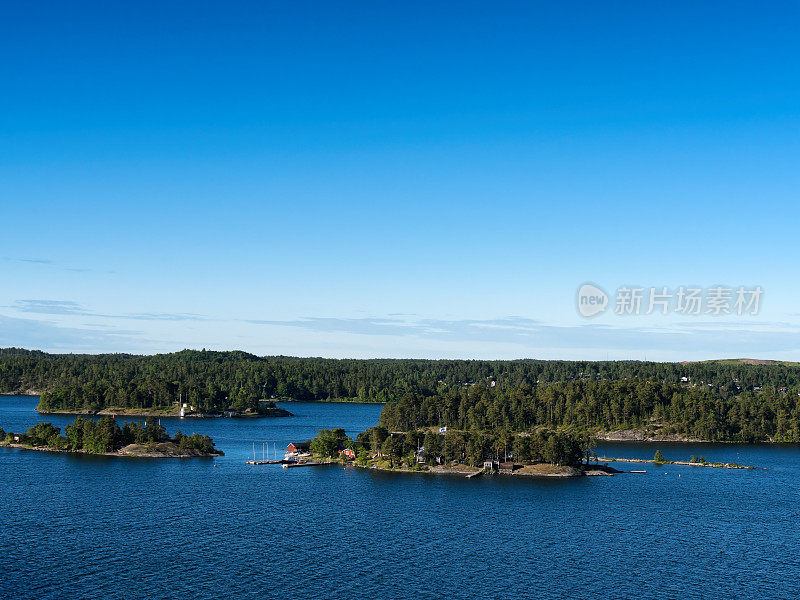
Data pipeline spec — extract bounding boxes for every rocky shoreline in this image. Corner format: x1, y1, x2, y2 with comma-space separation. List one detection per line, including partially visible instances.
0, 440, 223, 458
37, 406, 293, 419
596, 429, 707, 443
333, 461, 618, 478
598, 456, 756, 469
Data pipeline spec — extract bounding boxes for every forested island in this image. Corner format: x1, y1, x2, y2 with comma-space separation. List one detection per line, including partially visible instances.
37, 399, 292, 420
1, 348, 800, 442
305, 425, 593, 477
0, 417, 222, 458
305, 394, 762, 477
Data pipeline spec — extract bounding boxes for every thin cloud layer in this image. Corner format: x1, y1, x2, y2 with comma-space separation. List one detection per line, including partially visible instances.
0, 315, 144, 352
11, 300, 207, 322
13, 300, 90, 315
3, 256, 115, 274
4, 302, 800, 358
250, 315, 800, 356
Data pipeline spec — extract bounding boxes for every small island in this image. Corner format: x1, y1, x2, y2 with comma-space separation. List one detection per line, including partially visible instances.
598, 449, 756, 470
297, 426, 607, 478
0, 417, 223, 458
37, 397, 292, 419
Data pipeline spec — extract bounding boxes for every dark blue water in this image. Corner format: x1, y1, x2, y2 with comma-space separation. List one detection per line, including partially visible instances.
1, 396, 799, 599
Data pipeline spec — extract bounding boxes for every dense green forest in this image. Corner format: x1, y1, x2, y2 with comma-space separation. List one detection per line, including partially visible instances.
1, 348, 799, 442
310, 426, 587, 468
378, 379, 800, 443
0, 416, 219, 455
1, 347, 798, 409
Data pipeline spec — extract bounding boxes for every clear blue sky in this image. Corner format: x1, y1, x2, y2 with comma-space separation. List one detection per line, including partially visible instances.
2, 1, 799, 360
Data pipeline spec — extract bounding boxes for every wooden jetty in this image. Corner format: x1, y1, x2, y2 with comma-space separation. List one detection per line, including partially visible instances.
282, 461, 326, 469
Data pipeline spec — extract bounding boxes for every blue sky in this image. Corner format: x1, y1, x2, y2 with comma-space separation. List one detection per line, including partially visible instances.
2, 1, 800, 360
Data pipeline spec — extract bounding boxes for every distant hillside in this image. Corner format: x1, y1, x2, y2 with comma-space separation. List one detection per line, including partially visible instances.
691, 358, 800, 367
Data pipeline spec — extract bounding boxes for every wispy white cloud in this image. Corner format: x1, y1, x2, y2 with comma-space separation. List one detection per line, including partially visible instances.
10, 299, 208, 322
15, 258, 55, 265
248, 315, 800, 356
3, 256, 115, 274
0, 315, 145, 352
13, 299, 92, 316
4, 301, 799, 359
126, 312, 208, 322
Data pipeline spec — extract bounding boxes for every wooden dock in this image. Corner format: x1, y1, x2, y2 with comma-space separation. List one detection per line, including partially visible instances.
282, 461, 326, 469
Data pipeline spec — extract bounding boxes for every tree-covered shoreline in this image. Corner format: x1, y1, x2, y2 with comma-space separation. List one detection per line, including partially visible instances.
0, 416, 222, 457
309, 425, 588, 469
378, 379, 800, 443
1, 347, 799, 442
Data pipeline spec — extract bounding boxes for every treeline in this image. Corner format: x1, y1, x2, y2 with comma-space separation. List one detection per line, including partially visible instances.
309, 426, 586, 468
378, 379, 800, 443
1, 347, 800, 413
0, 417, 218, 454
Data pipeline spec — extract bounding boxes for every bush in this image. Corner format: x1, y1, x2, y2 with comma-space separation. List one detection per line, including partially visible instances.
654, 450, 666, 464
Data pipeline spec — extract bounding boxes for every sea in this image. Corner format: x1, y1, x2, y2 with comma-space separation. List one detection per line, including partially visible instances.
1, 395, 799, 599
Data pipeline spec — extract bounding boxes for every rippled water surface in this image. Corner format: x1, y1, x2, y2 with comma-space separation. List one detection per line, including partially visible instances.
1, 395, 799, 599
